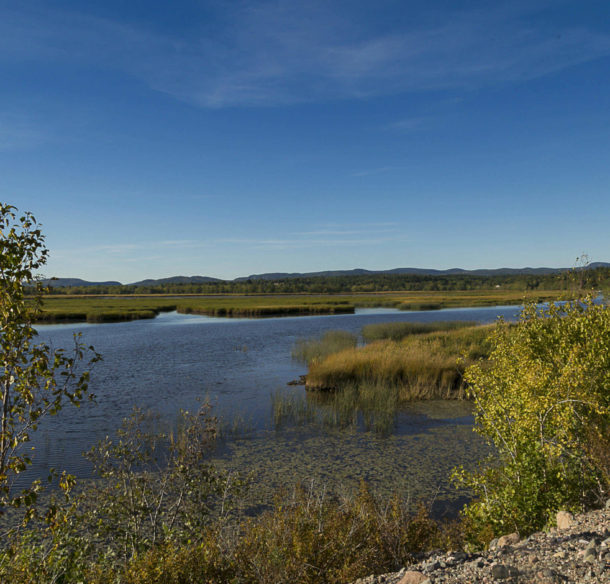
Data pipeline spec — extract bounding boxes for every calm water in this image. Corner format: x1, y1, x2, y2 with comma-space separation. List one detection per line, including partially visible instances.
30, 305, 520, 513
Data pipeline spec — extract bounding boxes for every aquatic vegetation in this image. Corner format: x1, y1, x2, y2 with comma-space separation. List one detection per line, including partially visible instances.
362, 320, 477, 342
34, 297, 178, 323
271, 389, 318, 428
271, 383, 399, 436
306, 325, 493, 397
35, 288, 566, 324
177, 303, 354, 317
291, 330, 358, 365
36, 295, 356, 322
0, 404, 483, 583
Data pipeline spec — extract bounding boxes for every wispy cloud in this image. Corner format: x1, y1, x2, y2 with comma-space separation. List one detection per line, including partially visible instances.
55, 239, 211, 258
217, 236, 407, 250
0, 113, 48, 151
159, 239, 201, 247
4, 2, 608, 108
53, 224, 405, 259
385, 117, 428, 133
351, 166, 397, 178
298, 224, 399, 236
218, 222, 405, 250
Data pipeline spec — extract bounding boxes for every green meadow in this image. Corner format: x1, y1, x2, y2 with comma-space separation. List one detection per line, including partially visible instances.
35, 288, 565, 323
35, 295, 356, 322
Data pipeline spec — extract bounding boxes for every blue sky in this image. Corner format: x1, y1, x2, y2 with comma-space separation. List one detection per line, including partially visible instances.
2, 0, 610, 282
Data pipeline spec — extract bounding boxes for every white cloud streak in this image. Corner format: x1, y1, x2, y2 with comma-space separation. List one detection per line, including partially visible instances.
218, 222, 406, 249
53, 223, 404, 258
0, 113, 48, 150
4, 2, 608, 108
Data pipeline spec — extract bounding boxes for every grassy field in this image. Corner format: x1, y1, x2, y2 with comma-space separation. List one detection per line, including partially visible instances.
353, 289, 565, 310
35, 295, 356, 322
34, 289, 565, 323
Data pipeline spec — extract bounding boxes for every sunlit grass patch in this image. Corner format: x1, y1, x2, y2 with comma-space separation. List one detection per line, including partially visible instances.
362, 320, 477, 342
36, 289, 565, 323
306, 325, 493, 398
291, 330, 358, 365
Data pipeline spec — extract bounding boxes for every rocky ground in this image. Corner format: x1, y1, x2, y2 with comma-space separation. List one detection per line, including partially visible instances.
352, 503, 610, 583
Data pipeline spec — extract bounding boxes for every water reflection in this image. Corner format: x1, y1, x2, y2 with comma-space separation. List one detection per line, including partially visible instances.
26, 305, 517, 507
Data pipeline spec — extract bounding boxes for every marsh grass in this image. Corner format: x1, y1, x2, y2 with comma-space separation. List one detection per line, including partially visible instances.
218, 413, 255, 439
306, 325, 493, 398
362, 320, 478, 342
34, 297, 178, 323
272, 383, 404, 436
313, 383, 400, 436
291, 330, 358, 365
178, 304, 354, 318
400, 302, 442, 311
36, 289, 564, 323
36, 296, 356, 323
271, 390, 318, 428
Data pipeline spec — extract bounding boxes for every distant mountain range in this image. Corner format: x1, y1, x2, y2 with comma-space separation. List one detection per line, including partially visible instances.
43, 263, 610, 287
235, 267, 560, 280
43, 275, 222, 288
43, 277, 123, 288
128, 276, 223, 286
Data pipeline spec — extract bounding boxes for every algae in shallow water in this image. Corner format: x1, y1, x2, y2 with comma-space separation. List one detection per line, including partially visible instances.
211, 419, 490, 518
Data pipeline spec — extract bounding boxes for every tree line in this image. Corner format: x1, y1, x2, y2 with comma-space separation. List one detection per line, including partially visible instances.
41, 267, 610, 295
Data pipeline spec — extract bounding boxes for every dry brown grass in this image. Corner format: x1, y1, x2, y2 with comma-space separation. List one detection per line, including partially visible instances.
306, 325, 493, 399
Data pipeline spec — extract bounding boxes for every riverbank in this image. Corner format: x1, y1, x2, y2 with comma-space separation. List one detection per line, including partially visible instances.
34, 289, 564, 323
351, 503, 610, 584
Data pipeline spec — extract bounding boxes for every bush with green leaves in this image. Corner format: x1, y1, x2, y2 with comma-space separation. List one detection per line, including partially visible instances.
99, 483, 461, 584
80, 405, 244, 566
454, 298, 610, 541
0, 203, 101, 582
0, 203, 100, 520
1, 405, 245, 582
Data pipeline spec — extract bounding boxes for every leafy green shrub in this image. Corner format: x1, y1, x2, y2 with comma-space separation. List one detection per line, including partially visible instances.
454, 298, 610, 542
83, 483, 461, 584
231, 483, 458, 584
111, 537, 235, 584
0, 203, 100, 518
80, 405, 242, 566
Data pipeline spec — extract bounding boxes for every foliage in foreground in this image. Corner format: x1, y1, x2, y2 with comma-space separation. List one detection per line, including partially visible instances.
1, 481, 461, 584
0, 203, 99, 518
454, 298, 610, 542
1, 405, 244, 583
1, 405, 461, 583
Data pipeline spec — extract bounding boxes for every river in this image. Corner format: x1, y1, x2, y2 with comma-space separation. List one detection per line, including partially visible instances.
30, 305, 521, 515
